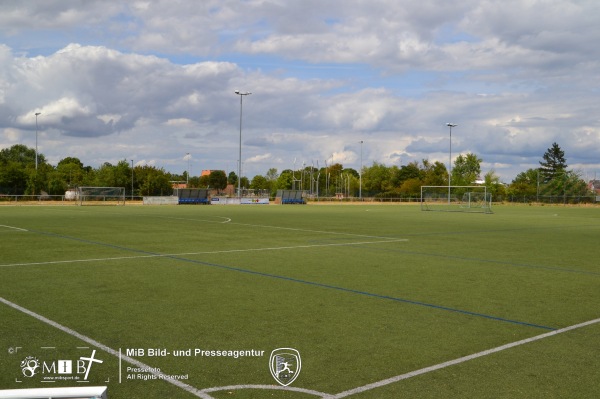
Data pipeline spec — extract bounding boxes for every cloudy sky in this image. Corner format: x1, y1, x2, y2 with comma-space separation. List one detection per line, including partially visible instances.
1, 0, 599, 182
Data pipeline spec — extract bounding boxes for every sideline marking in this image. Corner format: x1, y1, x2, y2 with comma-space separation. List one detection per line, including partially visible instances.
0, 239, 408, 268
331, 316, 600, 398
2, 228, 552, 330
0, 224, 28, 232
3, 304, 597, 398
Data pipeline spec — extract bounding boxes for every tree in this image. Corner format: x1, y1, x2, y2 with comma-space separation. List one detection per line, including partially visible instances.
0, 144, 45, 167
57, 157, 85, 188
422, 161, 447, 186
398, 178, 422, 197
208, 170, 228, 191
227, 171, 238, 186
509, 168, 540, 200
452, 153, 482, 186
483, 170, 505, 201
135, 166, 172, 196
0, 161, 28, 194
250, 175, 269, 190
540, 170, 588, 198
266, 168, 278, 182
539, 142, 567, 181
199, 174, 210, 188
275, 169, 293, 190
362, 162, 392, 195
187, 175, 201, 188
0, 144, 46, 194
396, 162, 422, 185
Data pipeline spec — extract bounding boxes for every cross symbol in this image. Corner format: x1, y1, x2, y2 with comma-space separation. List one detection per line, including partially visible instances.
79, 350, 103, 380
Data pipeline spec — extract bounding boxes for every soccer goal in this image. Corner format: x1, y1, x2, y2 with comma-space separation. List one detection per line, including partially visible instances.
77, 187, 126, 206
421, 186, 492, 213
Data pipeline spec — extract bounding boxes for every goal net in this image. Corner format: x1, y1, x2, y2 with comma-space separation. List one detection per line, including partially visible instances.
421, 186, 492, 213
77, 187, 126, 206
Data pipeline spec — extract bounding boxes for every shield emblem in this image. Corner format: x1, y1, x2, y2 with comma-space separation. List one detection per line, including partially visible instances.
269, 348, 301, 386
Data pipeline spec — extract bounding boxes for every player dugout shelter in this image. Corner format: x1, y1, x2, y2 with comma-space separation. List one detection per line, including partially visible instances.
275, 190, 306, 204
174, 188, 210, 204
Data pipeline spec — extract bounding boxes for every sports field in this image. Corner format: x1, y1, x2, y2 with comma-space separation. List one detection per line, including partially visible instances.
1, 203, 599, 398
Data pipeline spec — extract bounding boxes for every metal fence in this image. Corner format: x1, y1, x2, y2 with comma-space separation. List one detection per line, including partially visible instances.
0, 195, 142, 204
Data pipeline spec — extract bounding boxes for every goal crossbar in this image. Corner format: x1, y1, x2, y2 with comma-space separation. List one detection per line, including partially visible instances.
420, 185, 492, 214
77, 187, 126, 206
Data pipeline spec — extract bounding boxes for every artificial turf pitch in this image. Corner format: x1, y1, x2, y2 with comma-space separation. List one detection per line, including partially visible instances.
0, 203, 598, 398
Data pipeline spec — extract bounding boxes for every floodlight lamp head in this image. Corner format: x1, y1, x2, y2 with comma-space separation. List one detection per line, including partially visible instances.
446, 123, 457, 127
35, 112, 41, 116
234, 90, 240, 94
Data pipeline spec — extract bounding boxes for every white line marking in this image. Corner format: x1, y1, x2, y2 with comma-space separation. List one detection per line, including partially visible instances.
200, 384, 332, 398
0, 239, 407, 268
155, 215, 232, 224
229, 221, 398, 240
1, 302, 598, 398
331, 317, 600, 398
0, 224, 28, 232
153, 215, 397, 240
0, 297, 213, 399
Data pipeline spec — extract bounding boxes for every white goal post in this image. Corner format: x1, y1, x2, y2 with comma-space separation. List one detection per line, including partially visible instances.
77, 187, 126, 206
421, 186, 492, 213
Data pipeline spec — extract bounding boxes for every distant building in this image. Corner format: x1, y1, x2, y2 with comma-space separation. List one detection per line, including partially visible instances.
588, 180, 600, 195
201, 169, 222, 176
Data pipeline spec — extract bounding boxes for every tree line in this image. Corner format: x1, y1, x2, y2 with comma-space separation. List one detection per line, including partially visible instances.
0, 142, 593, 201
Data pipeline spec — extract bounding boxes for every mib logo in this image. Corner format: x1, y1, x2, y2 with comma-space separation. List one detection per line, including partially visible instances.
20, 356, 40, 377
19, 350, 103, 382
269, 348, 301, 386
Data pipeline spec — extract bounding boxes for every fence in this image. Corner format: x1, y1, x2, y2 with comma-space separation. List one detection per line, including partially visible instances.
0, 195, 142, 204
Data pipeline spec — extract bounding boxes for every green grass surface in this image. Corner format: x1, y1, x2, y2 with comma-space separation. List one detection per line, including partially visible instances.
0, 203, 599, 398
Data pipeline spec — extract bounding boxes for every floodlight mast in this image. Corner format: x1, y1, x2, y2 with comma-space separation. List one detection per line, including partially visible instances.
235, 90, 252, 199
446, 123, 457, 203
35, 112, 41, 171
359, 140, 363, 199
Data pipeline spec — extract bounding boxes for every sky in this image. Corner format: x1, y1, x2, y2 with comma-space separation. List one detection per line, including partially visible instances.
0, 0, 599, 183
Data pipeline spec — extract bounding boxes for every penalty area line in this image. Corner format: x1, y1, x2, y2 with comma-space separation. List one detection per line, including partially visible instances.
331, 317, 600, 398
0, 239, 408, 268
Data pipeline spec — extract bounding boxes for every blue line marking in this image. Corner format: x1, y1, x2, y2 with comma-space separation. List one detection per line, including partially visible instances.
352, 246, 600, 277
29, 229, 557, 331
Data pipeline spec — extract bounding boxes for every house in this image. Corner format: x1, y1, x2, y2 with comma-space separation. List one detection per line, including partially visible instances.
171, 182, 187, 189
588, 180, 600, 195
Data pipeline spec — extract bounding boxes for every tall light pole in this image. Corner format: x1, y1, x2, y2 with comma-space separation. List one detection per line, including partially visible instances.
130, 159, 134, 201
186, 153, 190, 186
35, 112, 41, 170
235, 90, 251, 199
446, 123, 457, 202
359, 140, 363, 200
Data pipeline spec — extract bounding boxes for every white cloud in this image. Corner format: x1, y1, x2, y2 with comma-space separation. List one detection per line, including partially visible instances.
0, 1, 599, 182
